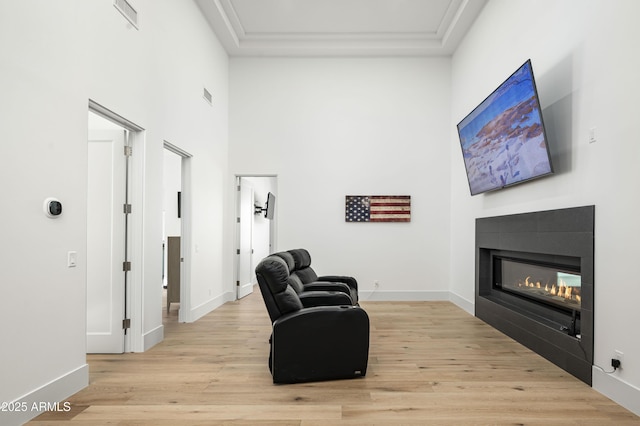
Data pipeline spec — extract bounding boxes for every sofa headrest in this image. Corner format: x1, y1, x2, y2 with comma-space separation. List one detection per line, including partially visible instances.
255, 255, 303, 315
256, 256, 290, 294
289, 248, 312, 270
272, 251, 295, 272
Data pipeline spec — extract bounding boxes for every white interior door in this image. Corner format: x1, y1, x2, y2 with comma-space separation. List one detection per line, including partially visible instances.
87, 128, 127, 353
237, 178, 254, 299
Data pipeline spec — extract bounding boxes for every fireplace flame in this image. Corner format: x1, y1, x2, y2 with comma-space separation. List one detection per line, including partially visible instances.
512, 276, 580, 305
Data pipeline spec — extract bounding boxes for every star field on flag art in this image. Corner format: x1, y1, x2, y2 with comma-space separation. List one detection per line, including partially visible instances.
345, 196, 371, 222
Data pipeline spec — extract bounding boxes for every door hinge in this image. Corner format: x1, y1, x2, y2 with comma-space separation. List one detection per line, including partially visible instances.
236, 249, 240, 255
123, 261, 132, 271
237, 185, 241, 191
124, 145, 133, 157
123, 203, 132, 214
122, 318, 131, 330
237, 217, 241, 223
236, 280, 240, 287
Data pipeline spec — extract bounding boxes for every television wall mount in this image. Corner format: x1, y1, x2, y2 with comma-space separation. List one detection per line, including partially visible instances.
254, 203, 267, 216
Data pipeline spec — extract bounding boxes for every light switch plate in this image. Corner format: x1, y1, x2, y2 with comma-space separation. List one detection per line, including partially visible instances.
68, 251, 77, 267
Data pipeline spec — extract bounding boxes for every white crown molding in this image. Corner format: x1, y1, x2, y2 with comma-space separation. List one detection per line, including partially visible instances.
440, 0, 487, 51
195, 0, 487, 57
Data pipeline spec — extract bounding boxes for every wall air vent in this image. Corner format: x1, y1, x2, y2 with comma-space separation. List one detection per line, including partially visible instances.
203, 88, 213, 106
114, 0, 138, 30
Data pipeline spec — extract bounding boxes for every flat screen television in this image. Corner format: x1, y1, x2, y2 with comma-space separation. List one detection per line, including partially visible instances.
457, 60, 553, 196
264, 192, 275, 220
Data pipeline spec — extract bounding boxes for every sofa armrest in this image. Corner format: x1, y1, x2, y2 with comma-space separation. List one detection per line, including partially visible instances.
317, 275, 358, 291
298, 291, 353, 307
271, 305, 369, 383
303, 281, 351, 295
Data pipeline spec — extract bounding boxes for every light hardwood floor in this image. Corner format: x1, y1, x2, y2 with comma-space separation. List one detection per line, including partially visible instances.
30, 289, 639, 425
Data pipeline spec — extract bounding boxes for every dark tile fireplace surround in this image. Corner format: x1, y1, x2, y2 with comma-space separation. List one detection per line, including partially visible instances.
475, 206, 594, 384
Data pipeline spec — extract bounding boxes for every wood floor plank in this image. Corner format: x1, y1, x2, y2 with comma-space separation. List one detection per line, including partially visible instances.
28, 289, 639, 425
72, 405, 341, 421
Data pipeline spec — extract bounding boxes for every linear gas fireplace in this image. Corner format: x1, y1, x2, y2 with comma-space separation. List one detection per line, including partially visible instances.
494, 254, 582, 336
497, 258, 582, 313
475, 206, 594, 384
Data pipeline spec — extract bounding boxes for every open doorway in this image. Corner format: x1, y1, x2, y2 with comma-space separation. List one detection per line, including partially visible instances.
163, 148, 181, 323
235, 175, 277, 299
163, 141, 192, 323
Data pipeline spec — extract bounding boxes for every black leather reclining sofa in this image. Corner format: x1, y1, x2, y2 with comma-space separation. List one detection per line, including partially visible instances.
255, 251, 369, 384
272, 249, 358, 305
286, 248, 359, 303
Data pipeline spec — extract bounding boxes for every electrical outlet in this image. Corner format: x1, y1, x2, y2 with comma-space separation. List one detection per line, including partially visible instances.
611, 350, 624, 370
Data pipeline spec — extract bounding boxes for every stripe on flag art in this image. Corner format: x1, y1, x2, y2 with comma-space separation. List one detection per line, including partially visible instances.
345, 195, 411, 222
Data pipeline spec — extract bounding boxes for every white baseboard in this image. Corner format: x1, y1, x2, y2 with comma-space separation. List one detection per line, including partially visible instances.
449, 291, 474, 315
359, 290, 450, 302
188, 291, 236, 322
5, 363, 88, 426
359, 290, 474, 315
143, 324, 164, 351
593, 367, 640, 416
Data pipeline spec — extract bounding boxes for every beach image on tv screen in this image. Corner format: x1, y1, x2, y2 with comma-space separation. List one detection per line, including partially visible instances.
457, 61, 552, 195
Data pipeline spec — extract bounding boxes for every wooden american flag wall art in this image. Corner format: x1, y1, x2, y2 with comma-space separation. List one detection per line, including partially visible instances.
345, 195, 411, 222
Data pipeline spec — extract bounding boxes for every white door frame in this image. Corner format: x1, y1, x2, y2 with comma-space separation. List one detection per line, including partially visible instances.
164, 141, 193, 323
88, 99, 145, 352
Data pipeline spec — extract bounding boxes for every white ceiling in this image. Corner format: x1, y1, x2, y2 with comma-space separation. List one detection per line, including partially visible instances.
194, 0, 487, 57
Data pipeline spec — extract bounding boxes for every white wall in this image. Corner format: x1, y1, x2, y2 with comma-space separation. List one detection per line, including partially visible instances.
230, 58, 452, 299
0, 1, 229, 423
450, 0, 640, 414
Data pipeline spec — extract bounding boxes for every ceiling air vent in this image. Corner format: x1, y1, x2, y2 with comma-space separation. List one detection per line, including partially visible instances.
203, 88, 213, 106
114, 0, 138, 29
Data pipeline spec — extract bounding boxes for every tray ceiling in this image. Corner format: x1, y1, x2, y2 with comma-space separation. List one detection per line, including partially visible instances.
195, 0, 487, 57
